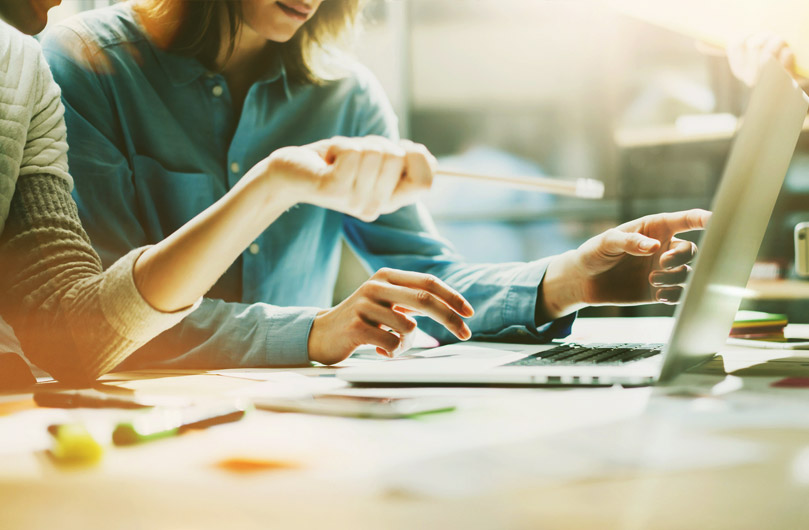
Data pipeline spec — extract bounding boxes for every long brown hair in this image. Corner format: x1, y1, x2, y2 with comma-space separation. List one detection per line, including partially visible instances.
136, 0, 365, 84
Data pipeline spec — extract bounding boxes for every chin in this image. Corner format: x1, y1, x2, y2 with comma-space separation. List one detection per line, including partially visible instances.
2, 4, 49, 35
6, 16, 46, 35
25, 17, 48, 35
264, 29, 298, 43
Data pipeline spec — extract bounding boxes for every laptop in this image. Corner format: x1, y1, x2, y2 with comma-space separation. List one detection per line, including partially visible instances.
339, 59, 809, 387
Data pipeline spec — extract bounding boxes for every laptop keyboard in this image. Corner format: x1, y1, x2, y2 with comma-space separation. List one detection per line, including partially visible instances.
504, 343, 664, 367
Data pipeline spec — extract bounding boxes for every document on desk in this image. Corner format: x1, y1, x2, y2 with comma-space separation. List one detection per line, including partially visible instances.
377, 383, 809, 498
648, 386, 809, 432
223, 372, 347, 399
109, 374, 265, 397
207, 357, 381, 380
383, 422, 763, 498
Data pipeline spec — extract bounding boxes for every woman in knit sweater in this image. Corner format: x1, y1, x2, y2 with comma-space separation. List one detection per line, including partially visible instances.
0, 0, 453, 384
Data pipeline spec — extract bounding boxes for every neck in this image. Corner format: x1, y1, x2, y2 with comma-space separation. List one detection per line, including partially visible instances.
132, 0, 272, 112
132, 0, 271, 73
214, 20, 269, 77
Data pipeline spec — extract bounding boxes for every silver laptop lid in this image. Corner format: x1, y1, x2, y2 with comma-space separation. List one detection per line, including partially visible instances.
658, 59, 809, 383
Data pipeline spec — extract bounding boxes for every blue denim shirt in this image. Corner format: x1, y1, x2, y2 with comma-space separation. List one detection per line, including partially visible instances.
41, 4, 573, 369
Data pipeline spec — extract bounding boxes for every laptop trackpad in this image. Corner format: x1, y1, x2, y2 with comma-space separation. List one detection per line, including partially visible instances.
392, 342, 555, 370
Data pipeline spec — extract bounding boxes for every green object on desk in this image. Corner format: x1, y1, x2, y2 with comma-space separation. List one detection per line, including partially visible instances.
113, 422, 180, 446
731, 310, 789, 338
49, 424, 104, 465
733, 310, 788, 327
112, 401, 249, 446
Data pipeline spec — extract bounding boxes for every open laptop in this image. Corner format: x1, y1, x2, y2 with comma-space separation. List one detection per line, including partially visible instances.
339, 59, 809, 387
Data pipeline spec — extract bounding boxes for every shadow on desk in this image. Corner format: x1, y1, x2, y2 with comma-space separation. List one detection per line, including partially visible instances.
693, 354, 809, 377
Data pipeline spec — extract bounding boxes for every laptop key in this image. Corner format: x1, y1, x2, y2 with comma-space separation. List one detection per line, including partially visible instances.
505, 343, 664, 367
594, 348, 631, 363
537, 346, 578, 360
505, 356, 549, 367
551, 347, 595, 361
639, 348, 663, 358
565, 348, 611, 364
617, 350, 648, 363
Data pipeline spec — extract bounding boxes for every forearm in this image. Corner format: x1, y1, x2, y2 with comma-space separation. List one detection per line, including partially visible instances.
117, 298, 318, 370
133, 159, 296, 312
0, 175, 195, 384
539, 250, 588, 320
347, 206, 576, 343
408, 258, 573, 343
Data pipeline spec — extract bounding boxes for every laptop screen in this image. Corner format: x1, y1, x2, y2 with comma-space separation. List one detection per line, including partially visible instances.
658, 59, 809, 383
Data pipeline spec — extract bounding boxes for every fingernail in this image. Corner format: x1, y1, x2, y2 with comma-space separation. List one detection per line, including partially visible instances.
650, 273, 664, 286
640, 240, 655, 251
463, 303, 475, 316
460, 325, 472, 340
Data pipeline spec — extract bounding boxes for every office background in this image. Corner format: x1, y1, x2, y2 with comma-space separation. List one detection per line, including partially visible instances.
46, 0, 809, 320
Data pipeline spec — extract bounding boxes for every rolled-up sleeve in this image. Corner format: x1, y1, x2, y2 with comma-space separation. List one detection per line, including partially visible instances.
345, 76, 574, 344
0, 175, 199, 385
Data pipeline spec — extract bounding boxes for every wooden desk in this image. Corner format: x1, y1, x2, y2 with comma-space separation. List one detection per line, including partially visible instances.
746, 278, 809, 300
2, 317, 809, 529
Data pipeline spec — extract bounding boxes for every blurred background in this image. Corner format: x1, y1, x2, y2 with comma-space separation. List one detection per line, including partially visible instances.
45, 0, 809, 321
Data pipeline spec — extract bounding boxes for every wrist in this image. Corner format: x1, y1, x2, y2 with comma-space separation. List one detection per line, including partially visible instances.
306, 309, 330, 364
541, 250, 587, 319
240, 157, 299, 217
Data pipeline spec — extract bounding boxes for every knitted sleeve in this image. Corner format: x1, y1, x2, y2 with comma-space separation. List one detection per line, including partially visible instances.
20, 36, 71, 184
0, 174, 198, 385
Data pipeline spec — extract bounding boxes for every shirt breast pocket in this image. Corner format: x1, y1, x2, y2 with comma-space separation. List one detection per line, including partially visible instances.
131, 154, 224, 239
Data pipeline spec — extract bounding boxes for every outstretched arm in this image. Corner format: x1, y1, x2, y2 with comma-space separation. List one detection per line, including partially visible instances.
539, 209, 712, 319
727, 33, 800, 86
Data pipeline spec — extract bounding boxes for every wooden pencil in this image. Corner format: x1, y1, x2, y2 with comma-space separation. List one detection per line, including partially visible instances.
435, 168, 605, 199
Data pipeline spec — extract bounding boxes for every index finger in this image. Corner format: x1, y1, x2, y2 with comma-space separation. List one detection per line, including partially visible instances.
374, 268, 474, 317
397, 140, 435, 190
778, 46, 797, 75
660, 209, 712, 234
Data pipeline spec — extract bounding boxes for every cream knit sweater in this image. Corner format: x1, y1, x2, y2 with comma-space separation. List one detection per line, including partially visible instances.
0, 21, 197, 384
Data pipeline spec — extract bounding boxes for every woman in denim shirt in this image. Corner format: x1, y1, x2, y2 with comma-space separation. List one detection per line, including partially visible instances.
0, 0, 450, 384
42, 0, 707, 369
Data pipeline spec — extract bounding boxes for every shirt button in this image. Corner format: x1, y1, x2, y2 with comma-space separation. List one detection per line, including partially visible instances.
230, 162, 240, 174
212, 85, 224, 97
248, 243, 260, 255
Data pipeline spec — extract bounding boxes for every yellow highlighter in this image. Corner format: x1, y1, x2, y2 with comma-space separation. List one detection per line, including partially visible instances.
48, 423, 104, 466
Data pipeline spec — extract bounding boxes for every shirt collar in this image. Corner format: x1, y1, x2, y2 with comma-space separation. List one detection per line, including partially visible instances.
151, 45, 209, 87
256, 53, 294, 100
151, 41, 293, 100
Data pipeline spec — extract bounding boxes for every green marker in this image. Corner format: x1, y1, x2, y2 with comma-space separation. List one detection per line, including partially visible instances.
112, 401, 249, 446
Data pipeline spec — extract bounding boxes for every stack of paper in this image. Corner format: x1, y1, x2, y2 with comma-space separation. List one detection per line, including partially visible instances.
730, 310, 788, 339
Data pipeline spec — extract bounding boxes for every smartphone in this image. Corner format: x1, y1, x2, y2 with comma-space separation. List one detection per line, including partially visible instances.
726, 337, 809, 350
252, 394, 456, 418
